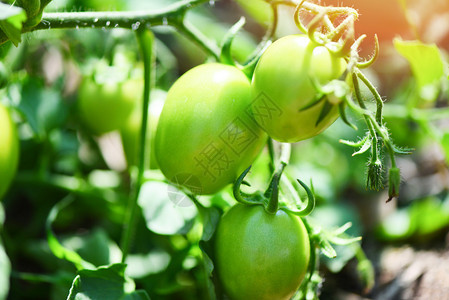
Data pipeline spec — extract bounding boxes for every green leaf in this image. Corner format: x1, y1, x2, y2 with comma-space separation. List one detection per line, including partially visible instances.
352, 137, 371, 156
411, 197, 449, 238
319, 239, 336, 258
138, 181, 197, 235
18, 78, 69, 139
376, 209, 413, 241
46, 196, 95, 270
62, 228, 122, 268
0, 3, 26, 46
125, 249, 170, 279
66, 264, 150, 300
394, 38, 444, 102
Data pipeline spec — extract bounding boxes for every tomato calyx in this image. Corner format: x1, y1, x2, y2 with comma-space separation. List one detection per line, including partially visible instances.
233, 144, 315, 216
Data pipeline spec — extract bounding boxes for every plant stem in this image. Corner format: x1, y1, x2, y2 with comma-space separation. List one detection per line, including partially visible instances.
176, 19, 220, 60
28, 0, 220, 60
265, 143, 290, 214
35, 0, 205, 30
120, 29, 154, 263
355, 69, 384, 125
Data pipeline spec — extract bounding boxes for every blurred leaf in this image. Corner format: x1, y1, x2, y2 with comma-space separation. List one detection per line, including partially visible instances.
0, 202, 9, 300
0, 3, 26, 46
377, 196, 449, 241
0, 240, 10, 300
233, 0, 273, 27
442, 132, 449, 165
18, 78, 69, 139
0, 202, 4, 229
310, 205, 362, 271
394, 39, 444, 103
67, 264, 150, 300
376, 209, 413, 241
198, 205, 221, 242
125, 249, 170, 279
138, 181, 197, 235
411, 197, 449, 238
62, 228, 122, 268
196, 205, 222, 300
46, 196, 95, 270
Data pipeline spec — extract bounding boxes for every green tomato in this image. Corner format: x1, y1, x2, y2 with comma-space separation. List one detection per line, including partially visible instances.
0, 103, 19, 199
251, 34, 347, 143
155, 63, 267, 195
77, 69, 142, 135
215, 204, 310, 300
120, 89, 166, 169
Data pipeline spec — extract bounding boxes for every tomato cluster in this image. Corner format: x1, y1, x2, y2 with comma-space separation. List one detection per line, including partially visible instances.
155, 36, 346, 194
151, 30, 349, 297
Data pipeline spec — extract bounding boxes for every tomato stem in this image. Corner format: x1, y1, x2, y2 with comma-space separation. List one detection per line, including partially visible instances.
265, 143, 290, 214
219, 17, 246, 67
355, 69, 384, 125
21, 0, 220, 60
120, 29, 155, 263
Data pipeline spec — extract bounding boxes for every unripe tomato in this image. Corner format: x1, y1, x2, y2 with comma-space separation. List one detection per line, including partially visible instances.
120, 89, 166, 169
215, 204, 310, 300
155, 63, 267, 195
0, 102, 19, 199
77, 65, 142, 135
251, 34, 347, 143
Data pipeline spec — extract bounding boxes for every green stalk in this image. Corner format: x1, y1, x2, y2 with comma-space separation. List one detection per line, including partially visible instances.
120, 29, 154, 263
265, 143, 290, 214
27, 0, 220, 60
34, 0, 206, 30
355, 69, 384, 125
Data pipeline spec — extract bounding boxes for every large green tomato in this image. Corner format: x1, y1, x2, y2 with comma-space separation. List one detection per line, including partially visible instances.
155, 63, 267, 195
77, 66, 142, 135
251, 34, 347, 143
120, 89, 166, 170
215, 204, 310, 300
0, 102, 19, 199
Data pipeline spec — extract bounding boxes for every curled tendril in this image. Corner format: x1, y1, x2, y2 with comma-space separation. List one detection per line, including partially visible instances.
357, 34, 380, 69
220, 16, 246, 67
281, 179, 316, 217
233, 166, 264, 206
307, 10, 328, 45
294, 0, 308, 34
